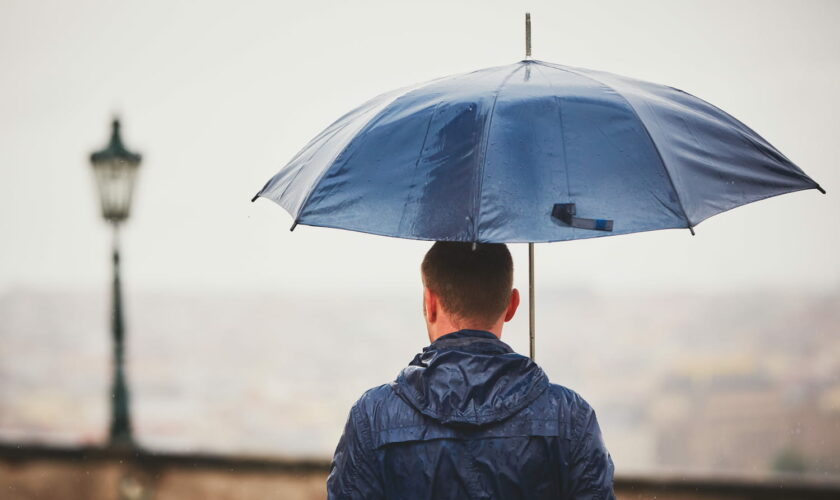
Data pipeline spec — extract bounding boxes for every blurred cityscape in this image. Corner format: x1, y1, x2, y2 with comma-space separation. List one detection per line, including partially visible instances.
2, 286, 838, 477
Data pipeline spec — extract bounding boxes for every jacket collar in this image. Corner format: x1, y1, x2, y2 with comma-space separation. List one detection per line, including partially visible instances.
394, 328, 548, 426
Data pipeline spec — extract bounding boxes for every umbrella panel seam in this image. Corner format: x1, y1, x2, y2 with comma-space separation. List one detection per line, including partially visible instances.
532, 62, 576, 239
474, 64, 524, 241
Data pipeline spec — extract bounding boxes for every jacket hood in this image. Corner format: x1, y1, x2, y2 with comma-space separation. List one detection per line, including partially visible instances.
393, 330, 549, 426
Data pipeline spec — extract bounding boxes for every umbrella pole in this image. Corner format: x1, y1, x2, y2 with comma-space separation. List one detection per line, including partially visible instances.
525, 13, 535, 360
528, 242, 535, 360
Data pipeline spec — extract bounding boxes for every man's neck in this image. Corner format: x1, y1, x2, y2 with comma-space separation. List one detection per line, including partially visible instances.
428, 323, 502, 342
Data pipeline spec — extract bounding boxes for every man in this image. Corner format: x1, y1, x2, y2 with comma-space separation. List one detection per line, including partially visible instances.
328, 242, 615, 499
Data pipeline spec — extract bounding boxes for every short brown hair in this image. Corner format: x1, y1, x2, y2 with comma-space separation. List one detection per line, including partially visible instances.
421, 242, 513, 323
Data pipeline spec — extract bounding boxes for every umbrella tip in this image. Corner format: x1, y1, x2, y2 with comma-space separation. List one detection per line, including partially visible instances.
688, 226, 696, 236
525, 13, 532, 59
251, 193, 259, 202
290, 221, 298, 232
817, 184, 826, 194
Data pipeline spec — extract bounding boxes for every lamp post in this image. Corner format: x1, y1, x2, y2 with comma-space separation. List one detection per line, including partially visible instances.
90, 118, 141, 448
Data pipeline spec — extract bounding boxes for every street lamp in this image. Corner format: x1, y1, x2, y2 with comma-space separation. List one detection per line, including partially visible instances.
90, 118, 141, 448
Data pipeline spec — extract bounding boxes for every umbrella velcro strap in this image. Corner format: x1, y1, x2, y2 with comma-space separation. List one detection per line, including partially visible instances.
552, 204, 614, 231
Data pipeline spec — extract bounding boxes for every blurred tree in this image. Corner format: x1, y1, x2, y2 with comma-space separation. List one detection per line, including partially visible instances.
772, 447, 808, 473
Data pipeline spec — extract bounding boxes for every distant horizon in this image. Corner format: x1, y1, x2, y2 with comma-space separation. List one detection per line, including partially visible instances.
2, 287, 838, 473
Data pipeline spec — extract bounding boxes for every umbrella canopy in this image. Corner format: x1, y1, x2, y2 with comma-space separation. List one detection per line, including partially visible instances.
253, 59, 823, 243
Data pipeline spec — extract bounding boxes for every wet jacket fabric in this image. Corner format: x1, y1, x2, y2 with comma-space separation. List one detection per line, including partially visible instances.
327, 329, 615, 499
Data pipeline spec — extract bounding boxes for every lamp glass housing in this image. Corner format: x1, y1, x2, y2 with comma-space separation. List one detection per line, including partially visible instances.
92, 157, 139, 223
90, 119, 141, 224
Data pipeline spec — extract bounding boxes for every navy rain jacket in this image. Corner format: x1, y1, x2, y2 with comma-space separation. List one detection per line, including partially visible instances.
327, 330, 616, 499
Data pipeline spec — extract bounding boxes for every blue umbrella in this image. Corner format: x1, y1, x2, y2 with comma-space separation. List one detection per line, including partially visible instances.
253, 16, 824, 357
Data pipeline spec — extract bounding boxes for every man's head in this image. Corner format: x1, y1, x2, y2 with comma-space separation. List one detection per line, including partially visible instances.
421, 241, 520, 341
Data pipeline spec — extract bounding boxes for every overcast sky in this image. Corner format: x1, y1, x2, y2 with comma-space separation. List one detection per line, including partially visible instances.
0, 0, 837, 297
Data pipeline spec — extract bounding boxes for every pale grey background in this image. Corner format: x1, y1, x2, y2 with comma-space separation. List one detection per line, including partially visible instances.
0, 0, 837, 296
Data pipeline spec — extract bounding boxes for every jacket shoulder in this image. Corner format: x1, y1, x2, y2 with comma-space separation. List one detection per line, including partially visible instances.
547, 383, 593, 410
351, 383, 413, 422
354, 383, 397, 407
544, 383, 605, 446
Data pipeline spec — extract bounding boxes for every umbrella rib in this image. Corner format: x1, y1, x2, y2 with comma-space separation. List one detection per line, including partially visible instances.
289, 85, 431, 226
398, 102, 442, 235
537, 62, 695, 231
272, 123, 349, 214
252, 124, 344, 205
473, 64, 525, 241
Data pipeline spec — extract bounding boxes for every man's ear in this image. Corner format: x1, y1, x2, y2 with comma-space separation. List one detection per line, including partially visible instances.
423, 287, 437, 323
503, 288, 520, 322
